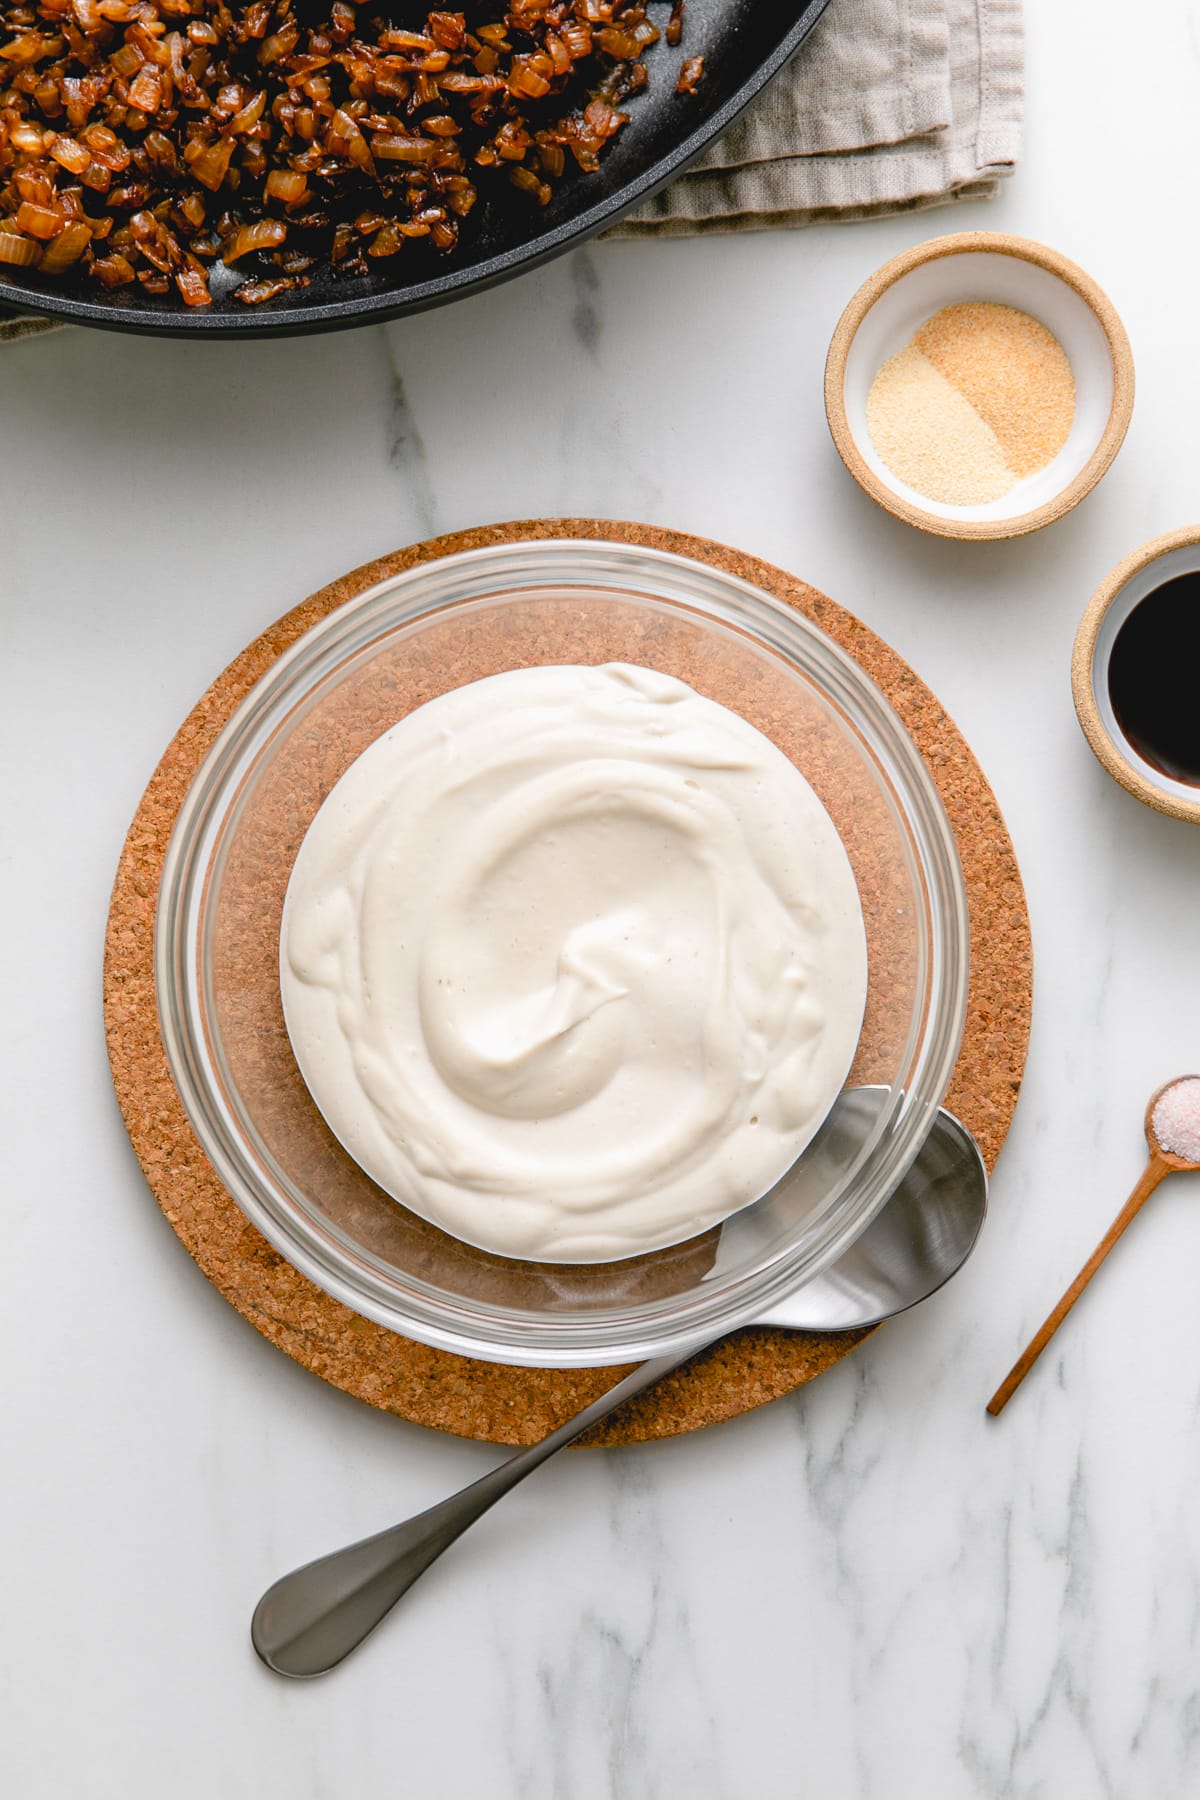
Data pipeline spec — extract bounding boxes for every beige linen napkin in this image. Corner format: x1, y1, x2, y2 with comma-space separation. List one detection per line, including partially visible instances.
610, 0, 1024, 235
0, 0, 1021, 343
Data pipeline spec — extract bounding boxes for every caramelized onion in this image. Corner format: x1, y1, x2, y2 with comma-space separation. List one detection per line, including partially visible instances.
234, 271, 309, 303
39, 216, 90, 270
264, 167, 307, 204
0, 0, 689, 305
0, 226, 40, 264
369, 131, 435, 164
222, 216, 286, 262
676, 54, 704, 95
174, 262, 211, 304
14, 199, 61, 237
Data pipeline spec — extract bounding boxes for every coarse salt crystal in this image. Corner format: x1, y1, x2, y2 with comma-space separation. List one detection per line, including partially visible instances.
1151, 1077, 1200, 1163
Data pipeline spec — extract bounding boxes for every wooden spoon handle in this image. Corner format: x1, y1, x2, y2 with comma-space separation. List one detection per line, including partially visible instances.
987, 1154, 1171, 1416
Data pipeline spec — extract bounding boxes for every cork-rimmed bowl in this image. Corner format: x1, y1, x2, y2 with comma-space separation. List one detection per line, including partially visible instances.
1072, 526, 1200, 824
155, 537, 970, 1368
825, 232, 1135, 541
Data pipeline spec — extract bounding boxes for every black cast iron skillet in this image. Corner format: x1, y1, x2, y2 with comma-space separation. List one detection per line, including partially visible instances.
0, 0, 830, 337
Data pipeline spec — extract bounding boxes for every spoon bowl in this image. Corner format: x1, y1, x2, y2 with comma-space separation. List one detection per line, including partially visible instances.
1144, 1074, 1200, 1172
753, 1090, 985, 1331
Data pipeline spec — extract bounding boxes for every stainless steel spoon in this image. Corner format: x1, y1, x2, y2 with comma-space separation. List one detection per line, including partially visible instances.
252, 1099, 986, 1678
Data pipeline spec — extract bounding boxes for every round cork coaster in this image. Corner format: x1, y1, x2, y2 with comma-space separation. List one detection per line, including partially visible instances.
104, 519, 1031, 1447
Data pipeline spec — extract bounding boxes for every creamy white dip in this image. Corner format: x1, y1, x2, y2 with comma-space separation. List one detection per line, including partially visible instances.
280, 664, 867, 1262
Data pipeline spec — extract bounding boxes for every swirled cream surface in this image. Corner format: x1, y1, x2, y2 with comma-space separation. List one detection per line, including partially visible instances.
280, 664, 867, 1262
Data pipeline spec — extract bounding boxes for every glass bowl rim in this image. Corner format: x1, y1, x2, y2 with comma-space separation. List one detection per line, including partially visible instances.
155, 537, 971, 1366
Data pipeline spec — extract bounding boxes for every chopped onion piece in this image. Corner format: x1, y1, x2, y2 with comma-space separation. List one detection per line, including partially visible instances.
185, 136, 234, 192
48, 133, 90, 173
0, 229, 40, 265
39, 217, 91, 270
222, 217, 285, 262
676, 54, 704, 95
174, 262, 211, 303
369, 132, 434, 164
264, 168, 308, 204
14, 200, 62, 238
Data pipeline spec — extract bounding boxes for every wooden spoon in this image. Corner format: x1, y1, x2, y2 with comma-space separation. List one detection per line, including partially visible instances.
987, 1075, 1200, 1415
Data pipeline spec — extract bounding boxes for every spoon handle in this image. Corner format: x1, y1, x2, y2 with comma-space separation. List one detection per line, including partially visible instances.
986, 1153, 1170, 1416
251, 1344, 697, 1678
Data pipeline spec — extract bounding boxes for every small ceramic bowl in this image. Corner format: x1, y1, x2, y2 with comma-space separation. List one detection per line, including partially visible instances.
825, 232, 1135, 541
1072, 526, 1200, 824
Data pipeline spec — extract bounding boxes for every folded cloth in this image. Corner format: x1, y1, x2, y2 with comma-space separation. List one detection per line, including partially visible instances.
609, 0, 1024, 236
0, 310, 60, 343
0, 0, 1022, 342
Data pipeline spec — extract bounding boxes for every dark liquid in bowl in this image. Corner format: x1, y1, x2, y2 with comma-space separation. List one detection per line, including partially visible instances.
1108, 572, 1200, 785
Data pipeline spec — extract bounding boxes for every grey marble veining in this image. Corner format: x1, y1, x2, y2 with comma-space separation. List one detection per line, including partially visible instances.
381, 332, 439, 540
5, 2, 1200, 1795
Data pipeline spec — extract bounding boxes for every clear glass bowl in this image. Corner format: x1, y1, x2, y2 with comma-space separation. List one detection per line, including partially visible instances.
156, 539, 969, 1367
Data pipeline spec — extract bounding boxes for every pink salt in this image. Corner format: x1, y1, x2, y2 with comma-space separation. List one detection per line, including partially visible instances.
1151, 1077, 1200, 1163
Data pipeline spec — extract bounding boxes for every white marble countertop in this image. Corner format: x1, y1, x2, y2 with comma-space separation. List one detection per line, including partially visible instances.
5, 4, 1200, 1795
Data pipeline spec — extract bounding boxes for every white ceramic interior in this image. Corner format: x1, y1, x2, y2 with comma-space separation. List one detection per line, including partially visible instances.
842, 250, 1116, 527
1090, 540, 1200, 806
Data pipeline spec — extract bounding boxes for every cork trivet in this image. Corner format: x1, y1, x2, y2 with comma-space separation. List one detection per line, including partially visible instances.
104, 519, 1031, 1447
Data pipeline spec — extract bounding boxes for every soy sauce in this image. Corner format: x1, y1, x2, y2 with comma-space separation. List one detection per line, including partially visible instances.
1107, 572, 1200, 786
